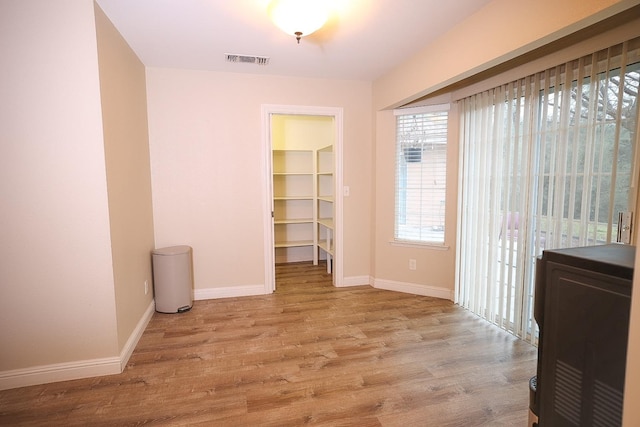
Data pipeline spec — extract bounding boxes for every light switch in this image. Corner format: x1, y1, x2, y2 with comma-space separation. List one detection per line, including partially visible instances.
343, 186, 350, 197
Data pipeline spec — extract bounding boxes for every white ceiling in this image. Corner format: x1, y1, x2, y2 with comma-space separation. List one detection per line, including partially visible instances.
95, 0, 493, 81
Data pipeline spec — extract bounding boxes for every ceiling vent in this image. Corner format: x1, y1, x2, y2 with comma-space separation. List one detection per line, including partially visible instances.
225, 53, 270, 66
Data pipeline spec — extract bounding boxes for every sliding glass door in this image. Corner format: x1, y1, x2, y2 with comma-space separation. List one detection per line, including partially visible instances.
456, 39, 640, 343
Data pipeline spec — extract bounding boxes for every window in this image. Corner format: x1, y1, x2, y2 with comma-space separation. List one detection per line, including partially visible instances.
394, 105, 449, 244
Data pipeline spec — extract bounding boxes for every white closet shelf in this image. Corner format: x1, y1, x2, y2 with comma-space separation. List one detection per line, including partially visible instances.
274, 196, 314, 200
317, 241, 334, 255
275, 240, 314, 248
273, 172, 314, 176
275, 218, 314, 224
273, 145, 333, 268
318, 218, 333, 229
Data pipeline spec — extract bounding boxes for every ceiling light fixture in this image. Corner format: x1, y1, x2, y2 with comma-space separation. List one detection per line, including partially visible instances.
268, 0, 329, 44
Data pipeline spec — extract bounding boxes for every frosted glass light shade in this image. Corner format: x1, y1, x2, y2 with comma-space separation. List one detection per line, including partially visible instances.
268, 0, 329, 41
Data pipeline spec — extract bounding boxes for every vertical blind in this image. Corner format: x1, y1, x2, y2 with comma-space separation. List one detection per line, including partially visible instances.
456, 38, 640, 342
395, 106, 449, 243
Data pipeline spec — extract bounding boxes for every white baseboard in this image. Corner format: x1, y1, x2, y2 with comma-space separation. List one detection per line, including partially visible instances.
275, 254, 314, 264
0, 300, 156, 391
337, 275, 372, 287
194, 284, 267, 300
0, 356, 121, 391
372, 278, 454, 301
193, 279, 451, 302
119, 300, 155, 370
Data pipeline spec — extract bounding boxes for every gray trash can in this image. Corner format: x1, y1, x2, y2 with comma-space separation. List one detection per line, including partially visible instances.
152, 245, 193, 313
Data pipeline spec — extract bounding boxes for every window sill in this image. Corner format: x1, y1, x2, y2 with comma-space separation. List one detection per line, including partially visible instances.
389, 240, 450, 251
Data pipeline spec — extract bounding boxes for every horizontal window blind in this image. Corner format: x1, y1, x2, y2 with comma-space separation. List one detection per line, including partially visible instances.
395, 108, 449, 244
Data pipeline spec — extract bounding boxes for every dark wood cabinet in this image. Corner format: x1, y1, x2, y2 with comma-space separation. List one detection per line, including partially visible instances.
535, 244, 634, 426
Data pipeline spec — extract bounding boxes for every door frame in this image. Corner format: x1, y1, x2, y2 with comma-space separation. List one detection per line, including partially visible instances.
261, 104, 344, 292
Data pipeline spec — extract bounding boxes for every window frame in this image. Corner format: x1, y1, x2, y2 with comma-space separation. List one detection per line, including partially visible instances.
393, 104, 450, 246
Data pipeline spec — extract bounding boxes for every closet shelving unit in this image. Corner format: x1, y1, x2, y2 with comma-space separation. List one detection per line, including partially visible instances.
272, 145, 334, 271
316, 145, 334, 273
272, 149, 315, 262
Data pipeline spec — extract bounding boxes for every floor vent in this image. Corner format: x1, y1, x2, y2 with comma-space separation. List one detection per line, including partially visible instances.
225, 53, 270, 65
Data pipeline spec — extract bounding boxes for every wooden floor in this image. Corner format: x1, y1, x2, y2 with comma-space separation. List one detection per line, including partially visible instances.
0, 262, 537, 426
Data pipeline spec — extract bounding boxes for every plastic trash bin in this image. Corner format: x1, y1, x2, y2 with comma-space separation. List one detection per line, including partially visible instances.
152, 245, 193, 313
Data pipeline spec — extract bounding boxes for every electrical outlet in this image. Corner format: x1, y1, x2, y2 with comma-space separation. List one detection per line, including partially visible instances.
409, 259, 417, 270
144, 280, 149, 295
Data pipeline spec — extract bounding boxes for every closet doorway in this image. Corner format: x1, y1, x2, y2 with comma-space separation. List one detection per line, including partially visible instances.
262, 105, 343, 292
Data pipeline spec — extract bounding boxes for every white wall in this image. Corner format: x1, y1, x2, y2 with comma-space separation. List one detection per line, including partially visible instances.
146, 69, 372, 293
0, 0, 118, 376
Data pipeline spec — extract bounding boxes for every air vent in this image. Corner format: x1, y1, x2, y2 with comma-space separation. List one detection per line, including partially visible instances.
225, 53, 270, 66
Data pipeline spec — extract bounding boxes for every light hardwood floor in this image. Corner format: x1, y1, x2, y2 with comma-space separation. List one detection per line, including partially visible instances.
0, 262, 537, 426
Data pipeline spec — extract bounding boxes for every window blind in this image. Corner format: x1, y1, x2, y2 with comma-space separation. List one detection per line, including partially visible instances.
456, 38, 640, 343
395, 107, 449, 244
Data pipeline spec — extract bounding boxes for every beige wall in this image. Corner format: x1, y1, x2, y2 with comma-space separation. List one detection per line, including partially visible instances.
95, 5, 155, 352
373, 0, 636, 109
0, 0, 118, 370
146, 69, 372, 289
